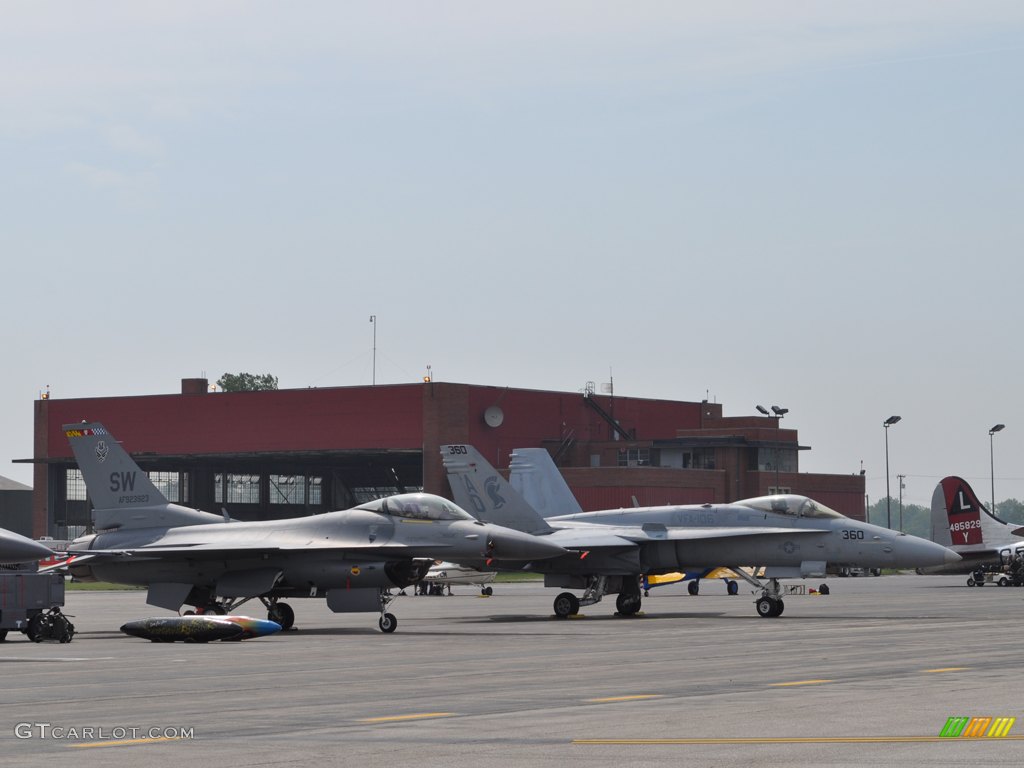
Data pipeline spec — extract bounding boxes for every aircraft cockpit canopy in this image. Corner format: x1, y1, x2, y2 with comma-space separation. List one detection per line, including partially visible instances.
358, 493, 475, 521
744, 495, 843, 519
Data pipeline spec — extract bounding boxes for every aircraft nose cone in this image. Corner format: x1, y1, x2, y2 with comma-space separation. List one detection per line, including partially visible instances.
486, 526, 566, 560
894, 535, 959, 568
0, 529, 54, 563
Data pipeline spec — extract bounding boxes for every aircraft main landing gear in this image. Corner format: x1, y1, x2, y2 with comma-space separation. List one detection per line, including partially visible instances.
553, 592, 580, 618
615, 591, 642, 616
378, 591, 398, 633
615, 577, 643, 616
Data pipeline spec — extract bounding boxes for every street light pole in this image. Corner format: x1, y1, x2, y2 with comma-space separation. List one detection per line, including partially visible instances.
369, 315, 377, 385
883, 415, 901, 529
989, 423, 1005, 515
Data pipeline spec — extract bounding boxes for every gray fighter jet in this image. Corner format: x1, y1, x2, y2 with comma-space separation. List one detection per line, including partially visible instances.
0, 528, 53, 563
442, 444, 960, 618
60, 423, 565, 632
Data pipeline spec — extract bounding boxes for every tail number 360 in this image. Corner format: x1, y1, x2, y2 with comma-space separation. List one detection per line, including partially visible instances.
841, 530, 865, 540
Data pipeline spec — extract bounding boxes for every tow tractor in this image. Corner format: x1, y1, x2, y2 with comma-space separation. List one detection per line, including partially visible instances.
962, 552, 1024, 589
0, 562, 74, 642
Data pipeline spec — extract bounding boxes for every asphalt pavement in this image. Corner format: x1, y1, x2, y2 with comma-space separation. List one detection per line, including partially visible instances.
2, 574, 1021, 767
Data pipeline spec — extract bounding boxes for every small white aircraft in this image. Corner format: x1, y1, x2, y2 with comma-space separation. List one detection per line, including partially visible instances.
422, 561, 496, 596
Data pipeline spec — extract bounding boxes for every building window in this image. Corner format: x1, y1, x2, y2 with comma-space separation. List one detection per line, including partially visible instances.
617, 448, 651, 467
66, 469, 86, 501
270, 475, 304, 504
149, 472, 188, 504
217, 474, 261, 504
680, 449, 716, 470
758, 448, 796, 473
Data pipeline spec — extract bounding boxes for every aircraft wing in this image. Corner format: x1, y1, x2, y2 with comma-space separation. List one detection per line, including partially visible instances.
65, 542, 452, 561
549, 525, 821, 548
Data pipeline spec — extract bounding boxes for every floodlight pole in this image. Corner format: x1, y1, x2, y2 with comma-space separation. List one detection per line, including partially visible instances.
989, 423, 1005, 515
883, 416, 901, 529
369, 315, 377, 385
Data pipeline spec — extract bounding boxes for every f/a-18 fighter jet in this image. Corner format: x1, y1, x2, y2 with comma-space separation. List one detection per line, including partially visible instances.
442, 444, 960, 619
60, 423, 565, 633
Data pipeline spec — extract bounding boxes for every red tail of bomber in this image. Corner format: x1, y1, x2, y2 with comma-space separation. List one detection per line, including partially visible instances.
940, 476, 985, 546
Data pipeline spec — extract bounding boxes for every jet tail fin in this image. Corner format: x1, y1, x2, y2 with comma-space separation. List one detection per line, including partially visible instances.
931, 475, 1017, 549
508, 447, 583, 518
63, 422, 224, 531
441, 445, 553, 535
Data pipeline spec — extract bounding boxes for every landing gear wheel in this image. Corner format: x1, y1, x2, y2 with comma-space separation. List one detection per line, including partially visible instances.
482, 586, 493, 596
819, 583, 830, 595
202, 604, 227, 615
267, 602, 295, 630
756, 597, 784, 618
687, 580, 700, 596
615, 592, 642, 616
726, 580, 739, 596
379, 613, 398, 633
0, 630, 7, 642
553, 592, 580, 618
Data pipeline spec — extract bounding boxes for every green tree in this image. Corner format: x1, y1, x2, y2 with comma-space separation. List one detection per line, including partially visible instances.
866, 497, 930, 538
995, 498, 1024, 524
217, 372, 279, 392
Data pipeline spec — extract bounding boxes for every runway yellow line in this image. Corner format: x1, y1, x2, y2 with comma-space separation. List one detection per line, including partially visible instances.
573, 736, 1024, 745
768, 679, 833, 687
67, 737, 183, 749
924, 667, 970, 673
358, 713, 454, 723
586, 695, 663, 703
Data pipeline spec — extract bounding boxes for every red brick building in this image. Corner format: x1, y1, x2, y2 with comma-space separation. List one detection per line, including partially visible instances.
25, 380, 865, 538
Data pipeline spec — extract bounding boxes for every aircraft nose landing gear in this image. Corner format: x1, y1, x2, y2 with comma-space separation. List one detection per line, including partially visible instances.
754, 578, 785, 618
756, 595, 785, 617
727, 567, 787, 618
267, 601, 295, 630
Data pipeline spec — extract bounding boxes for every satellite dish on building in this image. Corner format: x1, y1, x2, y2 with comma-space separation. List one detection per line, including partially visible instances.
483, 405, 505, 428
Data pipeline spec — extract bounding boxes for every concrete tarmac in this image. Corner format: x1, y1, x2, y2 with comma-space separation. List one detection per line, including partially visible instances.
1, 575, 1022, 767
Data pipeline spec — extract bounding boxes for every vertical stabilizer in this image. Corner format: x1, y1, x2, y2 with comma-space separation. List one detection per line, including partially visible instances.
931, 475, 1018, 550
509, 448, 583, 518
440, 445, 552, 535
64, 422, 224, 530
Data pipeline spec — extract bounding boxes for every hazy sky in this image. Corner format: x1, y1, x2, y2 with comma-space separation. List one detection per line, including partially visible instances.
3, 2, 1022, 507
